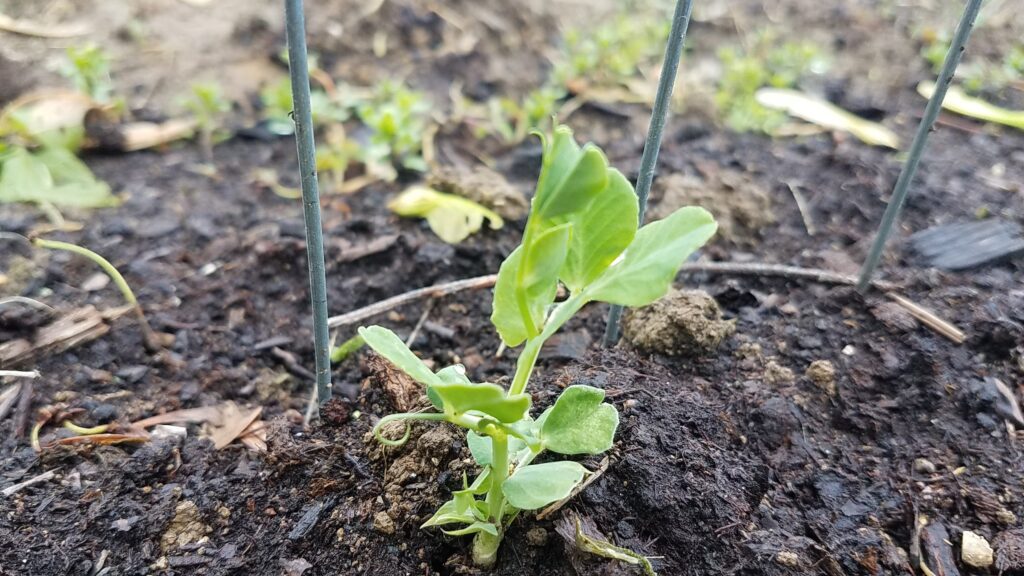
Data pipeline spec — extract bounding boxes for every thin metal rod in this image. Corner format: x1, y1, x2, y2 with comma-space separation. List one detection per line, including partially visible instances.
856, 0, 983, 291
285, 0, 332, 406
603, 0, 694, 346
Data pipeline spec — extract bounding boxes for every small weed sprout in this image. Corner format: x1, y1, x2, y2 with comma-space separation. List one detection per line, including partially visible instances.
181, 82, 231, 164
60, 44, 115, 104
360, 126, 716, 567
355, 80, 431, 177
32, 238, 167, 352
715, 34, 826, 133
920, 32, 1024, 94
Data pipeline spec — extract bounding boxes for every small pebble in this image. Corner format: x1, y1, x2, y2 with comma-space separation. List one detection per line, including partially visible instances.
373, 511, 395, 535
526, 527, 548, 547
962, 530, 994, 568
914, 458, 937, 475
775, 551, 800, 567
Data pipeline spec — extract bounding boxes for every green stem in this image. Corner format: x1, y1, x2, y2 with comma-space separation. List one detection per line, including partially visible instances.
473, 426, 509, 567
509, 295, 587, 396
33, 238, 161, 352
485, 429, 509, 523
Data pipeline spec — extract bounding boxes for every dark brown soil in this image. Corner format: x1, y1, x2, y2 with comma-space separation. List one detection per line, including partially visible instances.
2, 1, 1024, 575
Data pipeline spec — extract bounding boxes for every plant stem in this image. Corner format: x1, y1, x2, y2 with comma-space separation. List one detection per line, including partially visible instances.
32, 238, 162, 352
603, 0, 694, 346
855, 0, 983, 291
509, 296, 586, 396
474, 427, 509, 568
284, 0, 332, 406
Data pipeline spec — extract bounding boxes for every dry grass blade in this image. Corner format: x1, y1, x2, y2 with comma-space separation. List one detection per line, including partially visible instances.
756, 88, 900, 148
0, 13, 89, 38
0, 383, 21, 422
131, 406, 224, 429
132, 402, 264, 450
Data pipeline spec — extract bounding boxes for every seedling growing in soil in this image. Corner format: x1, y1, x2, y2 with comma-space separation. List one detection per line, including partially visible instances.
31, 238, 168, 352
181, 82, 231, 164
60, 44, 115, 104
715, 34, 826, 133
361, 126, 716, 567
355, 80, 431, 177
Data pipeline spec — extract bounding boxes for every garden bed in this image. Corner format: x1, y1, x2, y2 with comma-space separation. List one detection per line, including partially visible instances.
2, 1, 1023, 575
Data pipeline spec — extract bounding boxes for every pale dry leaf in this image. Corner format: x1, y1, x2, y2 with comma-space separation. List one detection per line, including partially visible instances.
755, 88, 900, 148
208, 402, 262, 450
918, 81, 1024, 131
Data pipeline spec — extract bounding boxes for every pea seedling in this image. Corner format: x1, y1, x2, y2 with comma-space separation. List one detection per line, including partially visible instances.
360, 125, 716, 567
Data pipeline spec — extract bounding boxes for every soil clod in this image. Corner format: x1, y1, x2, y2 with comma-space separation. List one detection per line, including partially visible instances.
622, 289, 734, 357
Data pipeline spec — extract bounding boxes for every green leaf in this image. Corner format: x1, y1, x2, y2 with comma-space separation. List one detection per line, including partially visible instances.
431, 382, 530, 423
422, 498, 476, 528
389, 185, 503, 243
490, 224, 569, 347
541, 385, 619, 455
502, 461, 587, 510
0, 149, 53, 203
0, 147, 117, 208
358, 325, 442, 408
467, 431, 527, 466
442, 521, 499, 537
585, 206, 717, 307
560, 169, 637, 292
533, 128, 609, 219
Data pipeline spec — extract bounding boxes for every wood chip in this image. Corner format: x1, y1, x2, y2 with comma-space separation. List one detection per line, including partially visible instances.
0, 305, 132, 368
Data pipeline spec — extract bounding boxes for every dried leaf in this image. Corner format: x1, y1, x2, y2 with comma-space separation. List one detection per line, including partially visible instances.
208, 403, 262, 450
0, 91, 93, 143
918, 81, 1024, 131
389, 185, 503, 243
755, 88, 900, 148
131, 406, 224, 429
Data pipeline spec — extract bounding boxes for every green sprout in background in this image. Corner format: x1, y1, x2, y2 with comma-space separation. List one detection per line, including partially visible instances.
715, 34, 827, 133
355, 80, 430, 177
181, 82, 231, 164
362, 126, 716, 567
60, 44, 115, 104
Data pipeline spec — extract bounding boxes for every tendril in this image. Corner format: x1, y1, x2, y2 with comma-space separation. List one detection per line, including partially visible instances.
372, 411, 447, 447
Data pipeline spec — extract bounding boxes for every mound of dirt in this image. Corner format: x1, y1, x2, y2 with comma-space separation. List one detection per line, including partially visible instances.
622, 289, 735, 357
650, 168, 773, 245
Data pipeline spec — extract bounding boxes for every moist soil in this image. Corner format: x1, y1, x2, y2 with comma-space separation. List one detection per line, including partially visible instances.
2, 1, 1024, 575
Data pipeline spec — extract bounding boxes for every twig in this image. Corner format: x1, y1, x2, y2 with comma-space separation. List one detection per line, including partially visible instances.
1, 469, 57, 497
856, 0, 983, 290
405, 300, 435, 347
14, 379, 32, 438
325, 261, 962, 343
327, 275, 498, 328
0, 297, 54, 313
886, 293, 965, 344
604, 0, 695, 346
0, 370, 40, 379
537, 457, 610, 520
285, 0, 332, 407
0, 383, 21, 422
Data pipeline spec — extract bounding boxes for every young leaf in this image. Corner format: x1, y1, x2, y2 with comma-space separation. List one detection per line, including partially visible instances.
422, 498, 477, 528
559, 169, 638, 292
502, 461, 587, 510
358, 325, 442, 400
442, 521, 499, 537
389, 185, 504, 243
533, 128, 609, 219
490, 224, 570, 347
0, 149, 53, 203
586, 206, 717, 307
431, 382, 530, 423
541, 385, 619, 455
